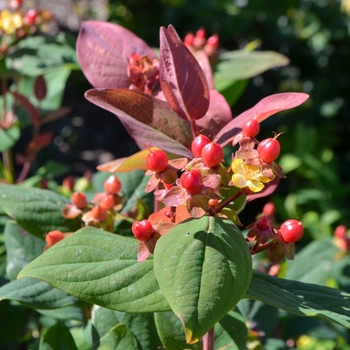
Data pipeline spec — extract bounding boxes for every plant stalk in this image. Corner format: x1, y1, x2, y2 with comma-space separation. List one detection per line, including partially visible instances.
202, 327, 215, 350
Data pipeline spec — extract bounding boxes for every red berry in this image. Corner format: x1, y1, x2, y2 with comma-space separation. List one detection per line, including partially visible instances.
180, 169, 203, 195
184, 33, 194, 47
132, 220, 154, 241
71, 192, 87, 209
91, 206, 108, 222
208, 199, 219, 208
45, 230, 65, 247
104, 175, 121, 195
262, 202, 276, 217
242, 119, 260, 137
62, 175, 75, 190
191, 134, 211, 157
206, 34, 219, 49
280, 219, 304, 243
99, 194, 115, 210
146, 150, 168, 173
25, 9, 38, 25
201, 142, 224, 168
334, 225, 347, 239
257, 135, 281, 163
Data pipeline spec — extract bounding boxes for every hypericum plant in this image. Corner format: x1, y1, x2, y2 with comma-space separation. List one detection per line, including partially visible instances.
0, 21, 350, 349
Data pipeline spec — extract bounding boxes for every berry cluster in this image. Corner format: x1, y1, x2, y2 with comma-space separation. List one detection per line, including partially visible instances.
184, 28, 219, 60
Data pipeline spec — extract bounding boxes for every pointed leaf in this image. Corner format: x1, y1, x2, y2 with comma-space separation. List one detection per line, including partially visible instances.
0, 277, 81, 309
0, 184, 81, 238
245, 270, 350, 329
39, 323, 78, 350
18, 227, 170, 313
215, 93, 309, 146
0, 125, 20, 152
85, 88, 193, 157
154, 217, 252, 344
214, 50, 289, 86
77, 20, 156, 88
159, 25, 210, 121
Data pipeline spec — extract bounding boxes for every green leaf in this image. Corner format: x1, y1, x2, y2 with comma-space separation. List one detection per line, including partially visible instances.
214, 50, 289, 84
39, 322, 78, 350
4, 220, 45, 280
153, 217, 252, 344
37, 306, 85, 321
98, 324, 137, 350
214, 310, 247, 350
0, 184, 81, 238
18, 227, 170, 312
155, 311, 201, 350
245, 270, 350, 329
0, 277, 80, 309
216, 79, 248, 107
92, 306, 161, 350
0, 125, 20, 152
285, 238, 340, 286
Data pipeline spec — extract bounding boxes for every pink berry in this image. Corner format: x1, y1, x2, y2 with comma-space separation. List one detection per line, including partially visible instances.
45, 230, 64, 247
257, 135, 281, 163
25, 9, 38, 25
334, 225, 347, 239
132, 220, 154, 241
180, 169, 203, 195
280, 219, 304, 243
71, 192, 87, 209
104, 175, 121, 195
242, 119, 260, 137
146, 150, 168, 173
191, 134, 211, 157
262, 202, 276, 217
201, 142, 224, 168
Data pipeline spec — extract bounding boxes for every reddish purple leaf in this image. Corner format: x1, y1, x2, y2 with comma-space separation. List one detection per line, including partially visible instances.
77, 21, 156, 88
214, 92, 309, 146
85, 88, 193, 158
34, 75, 47, 101
11, 91, 39, 126
159, 25, 210, 121
196, 89, 232, 137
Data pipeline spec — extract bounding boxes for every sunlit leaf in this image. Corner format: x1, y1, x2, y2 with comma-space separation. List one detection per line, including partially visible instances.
159, 25, 210, 121
85, 88, 193, 158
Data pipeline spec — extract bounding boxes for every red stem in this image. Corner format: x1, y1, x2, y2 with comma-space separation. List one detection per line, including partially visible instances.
214, 190, 244, 214
202, 327, 214, 350
190, 120, 198, 138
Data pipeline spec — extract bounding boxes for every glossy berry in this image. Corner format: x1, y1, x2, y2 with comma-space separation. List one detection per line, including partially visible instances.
242, 119, 260, 137
104, 175, 121, 195
180, 169, 203, 195
208, 199, 219, 208
201, 142, 224, 168
71, 192, 87, 209
25, 9, 38, 25
91, 206, 108, 222
191, 134, 211, 157
257, 135, 281, 163
132, 220, 154, 241
280, 219, 304, 243
45, 230, 65, 247
99, 194, 115, 210
146, 150, 168, 173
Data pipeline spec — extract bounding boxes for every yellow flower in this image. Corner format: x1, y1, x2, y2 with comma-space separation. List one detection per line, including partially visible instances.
0, 10, 23, 34
231, 158, 275, 193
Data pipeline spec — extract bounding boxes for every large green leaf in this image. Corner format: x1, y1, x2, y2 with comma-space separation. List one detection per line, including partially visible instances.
245, 270, 350, 329
0, 277, 80, 309
39, 323, 78, 350
92, 306, 161, 350
0, 184, 81, 238
154, 216, 252, 344
18, 227, 170, 312
214, 50, 289, 88
4, 220, 45, 280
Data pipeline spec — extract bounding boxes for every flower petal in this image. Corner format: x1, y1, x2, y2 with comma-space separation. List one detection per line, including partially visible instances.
232, 173, 248, 188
